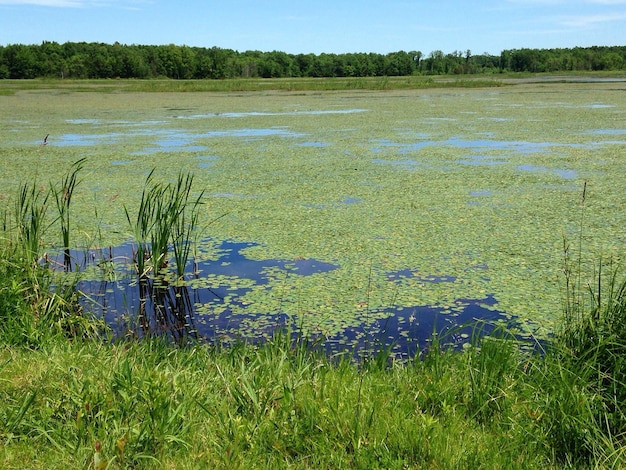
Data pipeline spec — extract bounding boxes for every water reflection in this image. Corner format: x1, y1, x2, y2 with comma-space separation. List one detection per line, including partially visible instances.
59, 239, 513, 358
326, 296, 508, 360
72, 240, 339, 342
517, 164, 578, 179
372, 137, 594, 155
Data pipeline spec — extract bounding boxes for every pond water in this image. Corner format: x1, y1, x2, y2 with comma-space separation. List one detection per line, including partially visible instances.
60, 240, 512, 359
3, 83, 626, 351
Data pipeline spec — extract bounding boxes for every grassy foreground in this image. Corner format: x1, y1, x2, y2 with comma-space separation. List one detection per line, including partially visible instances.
1, 240, 626, 469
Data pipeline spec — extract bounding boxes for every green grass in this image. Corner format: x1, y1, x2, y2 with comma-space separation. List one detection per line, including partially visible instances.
0, 332, 535, 468
0, 308, 624, 468
1, 234, 626, 468
0, 75, 508, 94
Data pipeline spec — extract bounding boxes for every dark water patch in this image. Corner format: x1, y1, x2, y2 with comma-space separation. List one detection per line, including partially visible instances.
60, 240, 339, 344
323, 296, 512, 360
56, 241, 517, 358
193, 240, 339, 281
73, 240, 338, 285
192, 295, 514, 361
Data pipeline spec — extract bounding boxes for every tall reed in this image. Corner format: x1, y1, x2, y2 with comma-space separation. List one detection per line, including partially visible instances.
50, 158, 86, 270
546, 180, 626, 464
170, 172, 204, 279
14, 180, 49, 265
125, 170, 204, 280
124, 169, 157, 278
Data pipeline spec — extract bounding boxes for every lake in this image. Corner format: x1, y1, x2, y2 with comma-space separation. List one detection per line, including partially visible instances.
1, 81, 625, 355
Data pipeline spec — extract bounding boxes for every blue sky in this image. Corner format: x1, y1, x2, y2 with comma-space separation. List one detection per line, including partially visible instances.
1, 0, 625, 56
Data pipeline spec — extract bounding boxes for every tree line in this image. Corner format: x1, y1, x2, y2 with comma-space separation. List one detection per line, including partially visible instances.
1, 41, 625, 80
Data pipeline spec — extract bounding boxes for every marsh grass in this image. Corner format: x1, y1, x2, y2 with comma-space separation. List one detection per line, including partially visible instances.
466, 325, 519, 423
0, 76, 506, 95
14, 180, 48, 266
49, 158, 85, 270
124, 170, 155, 278
3, 162, 105, 345
124, 169, 204, 280
169, 172, 204, 279
118, 170, 209, 341
13, 158, 86, 269
548, 267, 626, 464
532, 181, 626, 465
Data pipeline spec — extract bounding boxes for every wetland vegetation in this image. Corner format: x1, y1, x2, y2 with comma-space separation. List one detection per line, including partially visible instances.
1, 77, 625, 467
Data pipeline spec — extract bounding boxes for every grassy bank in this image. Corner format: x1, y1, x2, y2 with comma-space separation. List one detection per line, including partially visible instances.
2, 72, 624, 95
1, 237, 626, 468
0, 75, 507, 94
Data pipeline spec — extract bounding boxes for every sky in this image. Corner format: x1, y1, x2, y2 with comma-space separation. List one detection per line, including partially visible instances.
1, 0, 625, 56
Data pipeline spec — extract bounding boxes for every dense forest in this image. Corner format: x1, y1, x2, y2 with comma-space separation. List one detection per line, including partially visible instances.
1, 42, 625, 79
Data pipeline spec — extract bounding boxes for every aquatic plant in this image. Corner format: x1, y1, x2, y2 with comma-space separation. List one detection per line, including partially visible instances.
168, 172, 204, 279
124, 169, 157, 278
124, 170, 204, 280
50, 158, 86, 270
14, 180, 49, 265
5, 81, 626, 339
